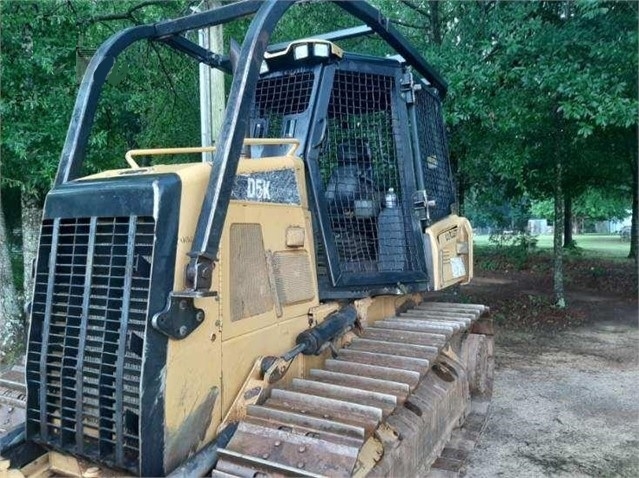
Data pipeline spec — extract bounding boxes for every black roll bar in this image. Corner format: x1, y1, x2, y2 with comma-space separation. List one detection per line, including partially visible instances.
53, 0, 448, 293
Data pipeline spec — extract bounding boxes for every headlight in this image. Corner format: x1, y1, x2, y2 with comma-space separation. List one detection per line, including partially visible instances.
293, 44, 309, 60
313, 43, 330, 58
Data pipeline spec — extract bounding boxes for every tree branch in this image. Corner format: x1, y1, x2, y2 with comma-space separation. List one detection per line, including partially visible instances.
82, 0, 167, 26
400, 0, 431, 19
389, 17, 426, 30
149, 42, 179, 104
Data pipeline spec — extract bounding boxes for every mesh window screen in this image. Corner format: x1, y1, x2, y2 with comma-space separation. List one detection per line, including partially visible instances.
318, 70, 420, 274
414, 88, 455, 221
252, 71, 315, 139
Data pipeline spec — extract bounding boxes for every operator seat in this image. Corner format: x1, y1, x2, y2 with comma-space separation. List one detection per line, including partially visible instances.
324, 139, 376, 215
324, 139, 379, 267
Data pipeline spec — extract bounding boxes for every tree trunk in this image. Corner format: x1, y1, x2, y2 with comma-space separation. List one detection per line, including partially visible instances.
553, 152, 566, 308
458, 172, 466, 216
429, 1, 442, 45
563, 192, 573, 247
629, 147, 637, 261
22, 192, 41, 310
0, 192, 23, 361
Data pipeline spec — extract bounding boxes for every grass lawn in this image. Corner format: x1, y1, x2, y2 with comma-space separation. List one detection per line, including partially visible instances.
474, 233, 632, 259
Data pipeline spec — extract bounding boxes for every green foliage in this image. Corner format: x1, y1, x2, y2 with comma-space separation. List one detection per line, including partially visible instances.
1, 0, 201, 198
377, 0, 637, 228
531, 199, 555, 221
573, 188, 630, 221
532, 187, 630, 222
482, 232, 539, 270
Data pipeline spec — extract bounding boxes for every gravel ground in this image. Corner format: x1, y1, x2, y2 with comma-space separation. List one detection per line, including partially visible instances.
464, 297, 638, 478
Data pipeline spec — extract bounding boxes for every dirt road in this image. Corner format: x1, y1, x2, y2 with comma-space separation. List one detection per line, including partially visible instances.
464, 285, 638, 477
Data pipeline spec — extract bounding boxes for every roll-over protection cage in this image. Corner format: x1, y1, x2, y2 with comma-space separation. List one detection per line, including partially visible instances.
55, 0, 448, 297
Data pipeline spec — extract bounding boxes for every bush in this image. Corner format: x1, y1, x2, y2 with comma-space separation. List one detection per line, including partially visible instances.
486, 232, 539, 270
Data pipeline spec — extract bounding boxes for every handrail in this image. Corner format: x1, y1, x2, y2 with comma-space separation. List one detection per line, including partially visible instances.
124, 138, 300, 168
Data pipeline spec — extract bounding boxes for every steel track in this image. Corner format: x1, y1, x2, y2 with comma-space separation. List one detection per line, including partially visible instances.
212, 302, 491, 477
0, 303, 492, 477
0, 360, 26, 437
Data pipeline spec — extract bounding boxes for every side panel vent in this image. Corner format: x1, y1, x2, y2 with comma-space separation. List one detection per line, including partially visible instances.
272, 251, 314, 305
27, 216, 155, 474
230, 224, 273, 321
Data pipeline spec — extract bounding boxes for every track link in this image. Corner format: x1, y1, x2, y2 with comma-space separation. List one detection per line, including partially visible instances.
0, 360, 26, 437
213, 302, 491, 477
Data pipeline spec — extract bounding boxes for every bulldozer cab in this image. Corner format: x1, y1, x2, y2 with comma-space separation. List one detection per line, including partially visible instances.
49, 0, 472, 301
247, 40, 466, 296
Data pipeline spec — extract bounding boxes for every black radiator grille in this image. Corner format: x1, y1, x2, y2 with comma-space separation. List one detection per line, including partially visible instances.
414, 88, 455, 221
27, 216, 155, 473
318, 70, 420, 274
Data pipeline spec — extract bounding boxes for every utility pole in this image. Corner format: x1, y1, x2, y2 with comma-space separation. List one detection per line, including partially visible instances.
195, 0, 225, 162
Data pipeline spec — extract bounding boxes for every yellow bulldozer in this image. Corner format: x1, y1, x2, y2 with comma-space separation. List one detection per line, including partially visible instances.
0, 1, 493, 476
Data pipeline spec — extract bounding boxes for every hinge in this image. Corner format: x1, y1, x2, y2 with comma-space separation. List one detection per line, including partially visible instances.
152, 292, 213, 340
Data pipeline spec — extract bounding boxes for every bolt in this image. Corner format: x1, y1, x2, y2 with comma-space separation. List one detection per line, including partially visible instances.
274, 440, 281, 447
323, 414, 330, 419
200, 265, 212, 279
195, 311, 205, 322
300, 409, 307, 414
298, 446, 306, 453
178, 326, 187, 337
179, 300, 187, 310
262, 453, 269, 459
297, 462, 305, 469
